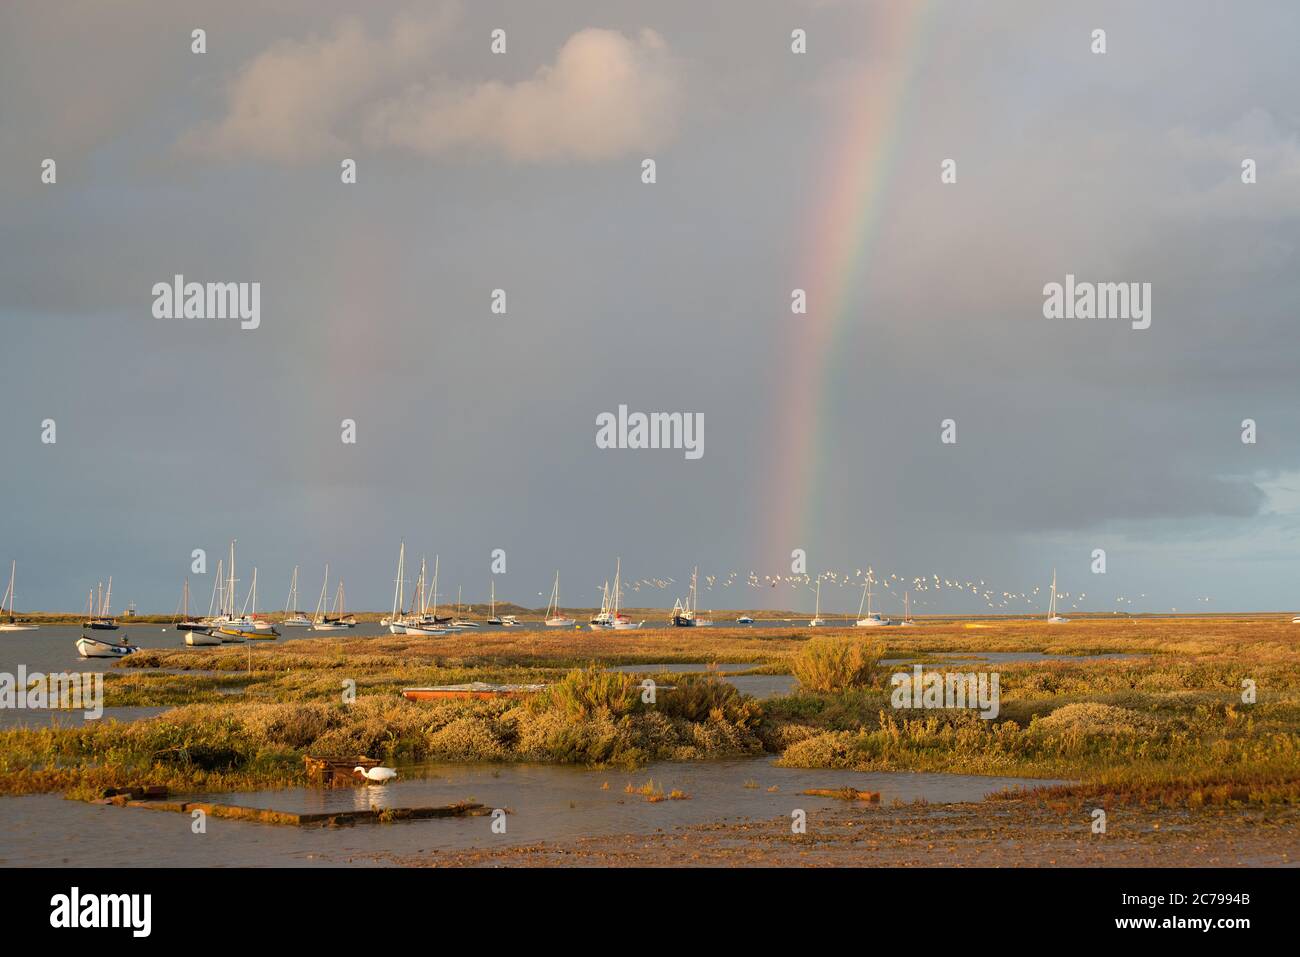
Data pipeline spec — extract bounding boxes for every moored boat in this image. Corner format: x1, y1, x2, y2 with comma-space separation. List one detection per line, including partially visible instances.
544, 570, 576, 627
281, 567, 312, 626
808, 578, 826, 627
76, 634, 138, 658
184, 629, 221, 647
83, 578, 118, 629
0, 561, 38, 631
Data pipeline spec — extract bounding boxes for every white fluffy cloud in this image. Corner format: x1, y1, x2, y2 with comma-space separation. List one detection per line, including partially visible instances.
179, 17, 679, 165
365, 28, 679, 163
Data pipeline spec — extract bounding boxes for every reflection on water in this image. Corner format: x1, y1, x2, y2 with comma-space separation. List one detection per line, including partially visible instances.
0, 758, 1059, 867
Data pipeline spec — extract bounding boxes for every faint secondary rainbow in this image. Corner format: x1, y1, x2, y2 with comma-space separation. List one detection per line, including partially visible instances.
763, 1, 938, 565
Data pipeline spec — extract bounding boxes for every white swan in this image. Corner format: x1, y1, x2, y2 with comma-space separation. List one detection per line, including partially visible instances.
354, 765, 398, 784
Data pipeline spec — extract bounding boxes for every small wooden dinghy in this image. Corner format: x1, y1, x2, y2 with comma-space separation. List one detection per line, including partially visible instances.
184, 629, 221, 647
402, 682, 548, 702
76, 634, 139, 658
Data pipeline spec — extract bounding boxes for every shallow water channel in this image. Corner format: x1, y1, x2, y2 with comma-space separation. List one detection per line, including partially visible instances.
0, 757, 1060, 867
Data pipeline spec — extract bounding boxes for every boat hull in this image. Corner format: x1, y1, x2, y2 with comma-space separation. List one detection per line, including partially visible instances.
84, 620, 119, 631
76, 636, 138, 658
544, 618, 576, 628
184, 630, 221, 647
0, 623, 38, 632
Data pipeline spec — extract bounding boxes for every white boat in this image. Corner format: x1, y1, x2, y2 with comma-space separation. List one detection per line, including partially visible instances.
388, 542, 411, 635
0, 561, 38, 631
854, 576, 886, 627
401, 554, 451, 635
671, 566, 711, 627
450, 586, 480, 627
211, 545, 279, 639
184, 629, 221, 647
1047, 568, 1069, 623
736, 615, 755, 625
808, 578, 826, 627
590, 580, 613, 629
76, 634, 138, 658
487, 580, 503, 625
312, 567, 357, 631
609, 560, 644, 629
282, 567, 312, 626
499, 614, 520, 627
544, 571, 576, 627
899, 591, 918, 627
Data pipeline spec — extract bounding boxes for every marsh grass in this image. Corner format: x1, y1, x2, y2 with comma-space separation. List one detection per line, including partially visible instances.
791, 637, 885, 694
4, 617, 1296, 807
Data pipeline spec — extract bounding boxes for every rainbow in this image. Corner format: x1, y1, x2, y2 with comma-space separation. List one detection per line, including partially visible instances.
763, 1, 938, 564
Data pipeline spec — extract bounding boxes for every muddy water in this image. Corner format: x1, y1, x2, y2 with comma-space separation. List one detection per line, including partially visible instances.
0, 758, 1060, 867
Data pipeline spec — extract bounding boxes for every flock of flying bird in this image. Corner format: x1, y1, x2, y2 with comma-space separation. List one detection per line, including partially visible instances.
577, 568, 1211, 614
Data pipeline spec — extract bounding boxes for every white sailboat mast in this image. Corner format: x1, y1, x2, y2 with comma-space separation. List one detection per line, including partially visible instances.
391, 541, 405, 620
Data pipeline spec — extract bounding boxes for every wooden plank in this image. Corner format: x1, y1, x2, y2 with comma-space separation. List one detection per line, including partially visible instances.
106, 797, 485, 827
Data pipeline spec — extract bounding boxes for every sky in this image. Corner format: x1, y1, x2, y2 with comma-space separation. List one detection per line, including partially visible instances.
2, 0, 1299, 616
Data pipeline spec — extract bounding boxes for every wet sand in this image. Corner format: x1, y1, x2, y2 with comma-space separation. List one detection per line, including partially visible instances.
378, 797, 1300, 867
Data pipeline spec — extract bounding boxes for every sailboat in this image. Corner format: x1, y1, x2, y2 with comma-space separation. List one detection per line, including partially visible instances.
403, 555, 451, 635
544, 571, 576, 627
282, 566, 312, 627
808, 578, 826, 627
173, 577, 217, 644
1047, 568, 1069, 623
183, 573, 221, 646
487, 580, 503, 626
312, 566, 357, 630
0, 561, 38, 631
451, 586, 479, 628
388, 542, 410, 635
854, 575, 885, 627
590, 580, 612, 629
83, 578, 118, 630
608, 559, 644, 629
217, 565, 279, 640
899, 591, 917, 627
670, 566, 711, 627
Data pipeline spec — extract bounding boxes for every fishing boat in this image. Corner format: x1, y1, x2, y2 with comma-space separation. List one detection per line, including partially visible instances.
76, 633, 138, 658
736, 614, 755, 625
1047, 568, 1069, 623
499, 614, 520, 627
83, 578, 118, 630
282, 566, 312, 627
808, 578, 826, 627
854, 576, 886, 627
899, 591, 917, 627
402, 682, 548, 702
486, 580, 503, 625
311, 566, 357, 631
543, 571, 576, 627
0, 561, 38, 631
670, 566, 711, 627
